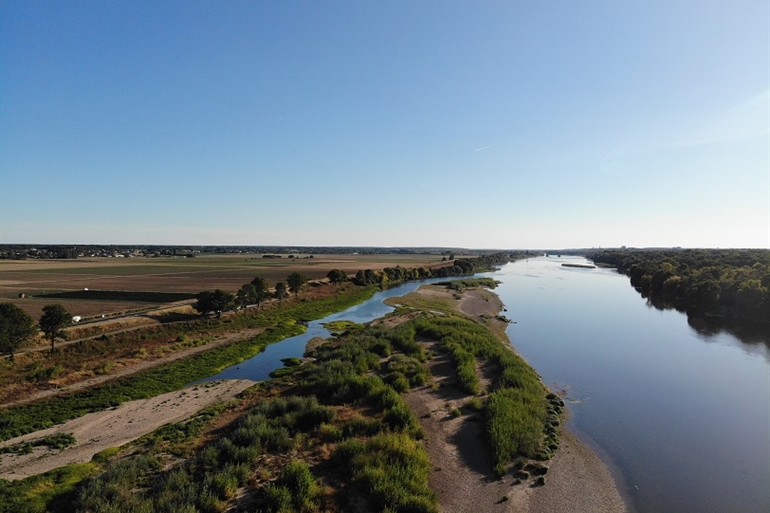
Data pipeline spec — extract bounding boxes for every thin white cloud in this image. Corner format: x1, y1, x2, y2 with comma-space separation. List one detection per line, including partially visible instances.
474, 144, 495, 152
601, 89, 769, 176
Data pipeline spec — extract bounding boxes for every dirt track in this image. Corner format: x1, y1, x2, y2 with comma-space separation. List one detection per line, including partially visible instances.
0, 379, 255, 480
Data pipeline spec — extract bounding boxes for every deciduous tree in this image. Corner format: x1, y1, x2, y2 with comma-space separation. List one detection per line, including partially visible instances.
0, 303, 37, 361
327, 269, 348, 284
236, 284, 258, 308
39, 304, 71, 353
195, 290, 235, 316
287, 272, 308, 297
250, 277, 271, 307
274, 282, 288, 303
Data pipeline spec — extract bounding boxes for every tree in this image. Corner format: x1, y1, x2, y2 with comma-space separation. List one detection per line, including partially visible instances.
274, 282, 288, 303
287, 272, 308, 297
327, 269, 348, 284
236, 283, 258, 308
39, 304, 72, 353
194, 290, 235, 316
250, 277, 271, 307
0, 303, 37, 361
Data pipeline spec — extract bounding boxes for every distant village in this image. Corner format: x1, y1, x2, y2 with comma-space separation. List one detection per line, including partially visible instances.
0, 244, 481, 260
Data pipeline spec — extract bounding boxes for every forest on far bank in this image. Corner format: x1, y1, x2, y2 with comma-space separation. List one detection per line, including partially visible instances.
588, 248, 769, 324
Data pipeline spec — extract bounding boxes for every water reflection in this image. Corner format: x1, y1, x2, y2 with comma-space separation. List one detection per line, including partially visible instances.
630, 277, 770, 349
491, 257, 770, 513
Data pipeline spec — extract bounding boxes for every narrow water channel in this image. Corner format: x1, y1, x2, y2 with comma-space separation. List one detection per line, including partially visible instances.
201, 277, 451, 383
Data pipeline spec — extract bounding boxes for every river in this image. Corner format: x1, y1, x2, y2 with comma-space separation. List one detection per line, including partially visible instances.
488, 256, 769, 513
203, 257, 769, 513
202, 277, 451, 383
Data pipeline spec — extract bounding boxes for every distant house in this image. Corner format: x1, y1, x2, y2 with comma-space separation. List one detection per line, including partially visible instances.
72, 316, 81, 323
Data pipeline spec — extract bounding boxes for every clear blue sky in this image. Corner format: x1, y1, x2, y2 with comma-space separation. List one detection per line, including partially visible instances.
1, 1, 768, 249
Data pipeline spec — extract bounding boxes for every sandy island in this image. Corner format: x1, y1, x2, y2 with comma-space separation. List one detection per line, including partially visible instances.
1, 283, 628, 513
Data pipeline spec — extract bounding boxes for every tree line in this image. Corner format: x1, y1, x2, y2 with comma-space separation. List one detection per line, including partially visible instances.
194, 272, 309, 316
193, 253, 516, 314
588, 248, 770, 323
350, 252, 514, 287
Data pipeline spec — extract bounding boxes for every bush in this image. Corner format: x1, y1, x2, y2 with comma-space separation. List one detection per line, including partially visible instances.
258, 483, 293, 513
277, 460, 318, 511
346, 433, 437, 513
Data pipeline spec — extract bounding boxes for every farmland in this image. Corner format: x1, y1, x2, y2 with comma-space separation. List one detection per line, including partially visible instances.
0, 253, 449, 320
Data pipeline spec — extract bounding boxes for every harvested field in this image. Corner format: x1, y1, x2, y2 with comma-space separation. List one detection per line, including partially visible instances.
1, 253, 451, 318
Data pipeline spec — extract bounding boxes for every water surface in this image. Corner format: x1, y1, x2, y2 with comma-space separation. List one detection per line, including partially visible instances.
202, 277, 450, 382
489, 257, 769, 513
202, 257, 769, 512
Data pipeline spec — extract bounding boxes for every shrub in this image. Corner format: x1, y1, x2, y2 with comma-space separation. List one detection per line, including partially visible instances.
346, 433, 437, 513
258, 483, 293, 513
387, 372, 411, 393
277, 460, 318, 511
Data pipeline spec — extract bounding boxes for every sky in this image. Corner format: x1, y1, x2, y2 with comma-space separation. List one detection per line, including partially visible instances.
1, 1, 768, 249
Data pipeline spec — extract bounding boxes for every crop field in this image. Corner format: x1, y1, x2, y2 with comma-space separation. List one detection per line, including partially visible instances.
0, 253, 449, 319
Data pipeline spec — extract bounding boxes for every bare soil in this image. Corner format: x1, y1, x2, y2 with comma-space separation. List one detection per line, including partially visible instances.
0, 379, 255, 480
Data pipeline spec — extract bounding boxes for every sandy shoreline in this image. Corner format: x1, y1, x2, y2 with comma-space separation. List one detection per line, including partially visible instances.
404, 348, 627, 513
395, 283, 628, 513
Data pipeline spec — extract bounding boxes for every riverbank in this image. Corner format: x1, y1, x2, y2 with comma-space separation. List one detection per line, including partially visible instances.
0, 277, 628, 512
388, 283, 627, 512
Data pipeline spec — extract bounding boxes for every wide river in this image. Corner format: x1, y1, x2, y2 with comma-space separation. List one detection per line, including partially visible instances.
205, 256, 770, 513
487, 256, 769, 513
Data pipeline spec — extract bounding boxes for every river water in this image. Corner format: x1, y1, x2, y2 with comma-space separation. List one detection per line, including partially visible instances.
203, 257, 769, 513
487, 256, 769, 513
202, 277, 451, 383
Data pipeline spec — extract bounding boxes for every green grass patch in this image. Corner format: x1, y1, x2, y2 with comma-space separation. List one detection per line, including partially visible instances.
412, 315, 549, 474
336, 433, 437, 513
322, 319, 364, 335
0, 433, 76, 456
384, 291, 455, 314
439, 277, 500, 291
0, 462, 99, 513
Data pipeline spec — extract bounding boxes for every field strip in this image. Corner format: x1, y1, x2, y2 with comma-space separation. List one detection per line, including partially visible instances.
1, 326, 265, 408
3, 265, 260, 288
0, 379, 256, 480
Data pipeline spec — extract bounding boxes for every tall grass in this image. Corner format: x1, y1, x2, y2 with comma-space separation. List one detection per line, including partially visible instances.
0, 463, 99, 513
335, 433, 437, 513
412, 315, 548, 474
71, 396, 334, 513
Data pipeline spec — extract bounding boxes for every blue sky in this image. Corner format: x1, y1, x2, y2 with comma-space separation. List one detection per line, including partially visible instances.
1, 1, 768, 249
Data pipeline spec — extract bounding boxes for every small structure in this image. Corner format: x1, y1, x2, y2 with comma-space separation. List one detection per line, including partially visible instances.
18, 293, 25, 298
72, 316, 81, 323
